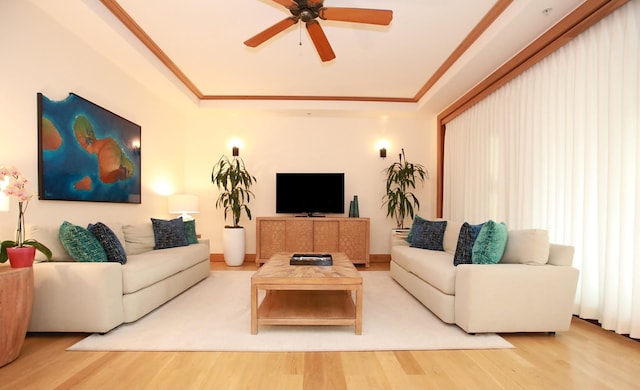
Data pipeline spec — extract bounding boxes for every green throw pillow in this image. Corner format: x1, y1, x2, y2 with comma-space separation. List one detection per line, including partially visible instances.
59, 221, 108, 262
184, 219, 198, 245
471, 220, 508, 264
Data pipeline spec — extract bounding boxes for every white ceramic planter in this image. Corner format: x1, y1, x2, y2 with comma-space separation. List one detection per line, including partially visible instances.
223, 227, 245, 266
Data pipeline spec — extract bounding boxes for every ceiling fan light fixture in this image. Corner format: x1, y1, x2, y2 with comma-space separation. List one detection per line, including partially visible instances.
244, 0, 393, 62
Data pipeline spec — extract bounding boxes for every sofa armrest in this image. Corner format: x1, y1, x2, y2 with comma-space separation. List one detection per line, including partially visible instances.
29, 262, 124, 333
455, 263, 579, 333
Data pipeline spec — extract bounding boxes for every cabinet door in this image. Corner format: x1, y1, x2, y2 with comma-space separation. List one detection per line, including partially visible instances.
258, 220, 286, 260
313, 220, 340, 253
339, 220, 369, 263
284, 219, 314, 252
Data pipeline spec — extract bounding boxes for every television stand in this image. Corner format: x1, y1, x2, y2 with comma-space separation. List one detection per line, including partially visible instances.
256, 217, 370, 267
296, 213, 326, 218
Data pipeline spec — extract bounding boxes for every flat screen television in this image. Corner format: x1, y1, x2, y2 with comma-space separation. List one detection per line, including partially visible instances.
276, 173, 345, 215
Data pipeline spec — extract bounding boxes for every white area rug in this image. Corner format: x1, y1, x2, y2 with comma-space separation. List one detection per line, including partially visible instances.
68, 271, 513, 352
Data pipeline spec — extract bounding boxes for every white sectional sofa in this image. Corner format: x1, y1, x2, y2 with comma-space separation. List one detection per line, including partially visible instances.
390, 220, 580, 334
26, 222, 210, 333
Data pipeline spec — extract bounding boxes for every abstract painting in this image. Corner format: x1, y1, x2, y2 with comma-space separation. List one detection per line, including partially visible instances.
37, 92, 141, 203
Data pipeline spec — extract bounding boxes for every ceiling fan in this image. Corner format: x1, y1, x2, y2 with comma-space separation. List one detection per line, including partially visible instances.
244, 0, 393, 62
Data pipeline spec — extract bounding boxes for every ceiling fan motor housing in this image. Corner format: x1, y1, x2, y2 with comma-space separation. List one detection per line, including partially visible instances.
290, 1, 321, 22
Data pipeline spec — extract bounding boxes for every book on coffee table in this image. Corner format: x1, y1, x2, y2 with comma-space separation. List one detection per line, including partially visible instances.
289, 253, 333, 266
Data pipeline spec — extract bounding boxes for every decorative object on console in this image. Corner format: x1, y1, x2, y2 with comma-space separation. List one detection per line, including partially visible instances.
348, 195, 359, 217
211, 154, 257, 266
0, 165, 52, 267
168, 194, 199, 221
244, 0, 393, 62
382, 148, 428, 229
37, 92, 141, 204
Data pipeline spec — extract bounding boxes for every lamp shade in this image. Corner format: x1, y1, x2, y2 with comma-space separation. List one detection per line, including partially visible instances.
168, 194, 199, 221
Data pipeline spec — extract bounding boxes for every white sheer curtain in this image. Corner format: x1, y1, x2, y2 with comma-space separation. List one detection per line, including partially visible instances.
443, 2, 640, 338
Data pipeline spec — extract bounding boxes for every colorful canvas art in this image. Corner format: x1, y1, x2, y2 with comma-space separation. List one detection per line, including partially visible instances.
38, 93, 141, 203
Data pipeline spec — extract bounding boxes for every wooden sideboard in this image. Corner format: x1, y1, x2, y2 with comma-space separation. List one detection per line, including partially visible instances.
256, 217, 370, 267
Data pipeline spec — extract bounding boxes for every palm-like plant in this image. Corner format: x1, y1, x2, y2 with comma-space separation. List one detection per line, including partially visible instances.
382, 149, 428, 229
211, 155, 257, 228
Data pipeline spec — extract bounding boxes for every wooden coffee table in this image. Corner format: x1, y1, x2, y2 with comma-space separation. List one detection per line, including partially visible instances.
251, 252, 363, 335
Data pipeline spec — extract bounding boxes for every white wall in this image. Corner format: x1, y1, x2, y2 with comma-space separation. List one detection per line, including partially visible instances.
1, 1, 437, 256
183, 110, 435, 254
0, 1, 187, 237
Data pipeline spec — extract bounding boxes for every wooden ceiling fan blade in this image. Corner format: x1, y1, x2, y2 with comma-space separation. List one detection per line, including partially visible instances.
244, 17, 298, 47
319, 8, 393, 25
271, 0, 297, 8
306, 20, 335, 62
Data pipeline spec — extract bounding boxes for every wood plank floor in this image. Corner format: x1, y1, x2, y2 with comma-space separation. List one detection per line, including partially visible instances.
1, 262, 638, 389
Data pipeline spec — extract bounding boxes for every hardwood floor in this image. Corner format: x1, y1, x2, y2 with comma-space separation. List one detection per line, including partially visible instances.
1, 262, 638, 389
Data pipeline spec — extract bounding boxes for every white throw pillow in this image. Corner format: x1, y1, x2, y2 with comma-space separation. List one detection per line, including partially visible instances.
442, 219, 463, 254
26, 224, 72, 261
501, 229, 550, 265
122, 222, 155, 255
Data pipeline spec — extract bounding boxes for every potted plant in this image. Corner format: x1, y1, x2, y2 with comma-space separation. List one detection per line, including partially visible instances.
0, 165, 52, 267
382, 149, 428, 230
211, 155, 257, 266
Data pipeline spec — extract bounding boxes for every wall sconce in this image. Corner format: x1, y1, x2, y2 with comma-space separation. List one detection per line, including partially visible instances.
131, 139, 141, 156
377, 139, 390, 159
168, 194, 200, 221
232, 146, 239, 156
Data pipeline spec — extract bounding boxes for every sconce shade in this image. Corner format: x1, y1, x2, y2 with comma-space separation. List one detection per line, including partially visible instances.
168, 194, 200, 221
379, 148, 387, 158
232, 146, 239, 157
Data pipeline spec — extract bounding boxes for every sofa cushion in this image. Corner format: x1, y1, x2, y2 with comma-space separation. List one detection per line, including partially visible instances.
151, 217, 188, 249
453, 222, 485, 266
121, 242, 209, 294
410, 219, 447, 251
123, 223, 155, 255
184, 219, 198, 245
472, 220, 508, 264
88, 222, 127, 264
391, 245, 456, 295
59, 221, 108, 263
26, 224, 73, 262
501, 229, 550, 265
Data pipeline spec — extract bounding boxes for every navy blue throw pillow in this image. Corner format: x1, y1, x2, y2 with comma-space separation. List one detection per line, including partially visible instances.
453, 222, 485, 266
151, 217, 188, 249
410, 219, 447, 251
88, 222, 127, 264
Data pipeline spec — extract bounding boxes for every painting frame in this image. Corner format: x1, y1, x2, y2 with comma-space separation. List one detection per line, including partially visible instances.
37, 92, 141, 204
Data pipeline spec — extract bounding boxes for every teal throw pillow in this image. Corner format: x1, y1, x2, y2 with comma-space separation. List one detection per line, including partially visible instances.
59, 221, 108, 263
410, 219, 447, 251
151, 217, 188, 249
88, 222, 127, 264
472, 220, 508, 264
453, 222, 485, 266
184, 219, 198, 245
